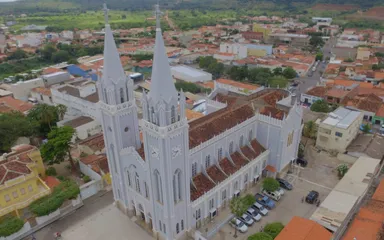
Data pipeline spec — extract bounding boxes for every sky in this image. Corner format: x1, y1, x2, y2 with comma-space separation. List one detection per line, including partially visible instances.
0, 0, 17, 2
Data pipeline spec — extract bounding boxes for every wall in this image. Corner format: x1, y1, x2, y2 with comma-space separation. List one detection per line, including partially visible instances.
75, 120, 102, 140
337, 153, 357, 164
10, 78, 44, 101
43, 72, 71, 86
300, 93, 323, 105
79, 161, 103, 199
35, 209, 61, 225
30, 91, 53, 105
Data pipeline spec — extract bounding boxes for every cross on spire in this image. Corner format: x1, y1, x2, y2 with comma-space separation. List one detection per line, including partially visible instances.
103, 3, 109, 24
154, 4, 163, 29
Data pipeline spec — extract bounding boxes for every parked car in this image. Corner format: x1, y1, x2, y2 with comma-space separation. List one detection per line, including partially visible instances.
252, 202, 269, 216
262, 189, 281, 201
255, 193, 275, 209
276, 178, 293, 190
306, 190, 319, 204
230, 218, 248, 233
239, 213, 254, 226
277, 187, 285, 196
246, 208, 262, 222
296, 158, 308, 167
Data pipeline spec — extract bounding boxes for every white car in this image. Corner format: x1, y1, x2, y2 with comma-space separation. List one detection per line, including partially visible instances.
230, 218, 248, 233
262, 189, 281, 201
246, 208, 262, 222
240, 213, 254, 226
253, 202, 268, 216
277, 187, 285, 196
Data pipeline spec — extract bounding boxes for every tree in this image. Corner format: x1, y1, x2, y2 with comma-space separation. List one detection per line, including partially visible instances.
310, 100, 330, 113
282, 67, 297, 79
52, 50, 71, 63
67, 58, 79, 64
41, 126, 77, 172
315, 52, 324, 61
309, 36, 325, 49
264, 222, 284, 239
7, 49, 28, 60
230, 197, 247, 238
362, 124, 371, 133
272, 67, 283, 76
303, 121, 317, 139
247, 232, 273, 240
27, 104, 60, 136
268, 76, 288, 88
298, 143, 304, 158
262, 177, 279, 192
242, 194, 256, 208
40, 44, 57, 61
55, 104, 67, 121
121, 14, 127, 19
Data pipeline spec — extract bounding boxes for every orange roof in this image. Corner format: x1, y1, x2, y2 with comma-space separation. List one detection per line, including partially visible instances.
331, 79, 374, 89
374, 72, 384, 80
265, 164, 276, 173
32, 87, 52, 96
375, 104, 384, 118
43, 67, 62, 75
44, 176, 61, 189
0, 96, 33, 113
372, 176, 384, 202
275, 216, 332, 240
216, 78, 260, 91
185, 109, 204, 121
326, 89, 349, 98
197, 81, 215, 89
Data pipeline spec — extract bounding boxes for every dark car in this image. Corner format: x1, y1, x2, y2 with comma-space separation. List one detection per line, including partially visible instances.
296, 158, 308, 167
306, 190, 319, 204
276, 178, 293, 190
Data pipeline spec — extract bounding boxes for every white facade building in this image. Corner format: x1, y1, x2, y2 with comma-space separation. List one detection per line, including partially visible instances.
97, 5, 303, 240
171, 65, 212, 83
219, 43, 247, 59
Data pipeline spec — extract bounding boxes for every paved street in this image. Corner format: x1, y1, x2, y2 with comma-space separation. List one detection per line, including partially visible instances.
31, 191, 152, 240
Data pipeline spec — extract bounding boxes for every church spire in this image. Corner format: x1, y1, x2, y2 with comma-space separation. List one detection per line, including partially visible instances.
101, 3, 125, 86
147, 4, 178, 104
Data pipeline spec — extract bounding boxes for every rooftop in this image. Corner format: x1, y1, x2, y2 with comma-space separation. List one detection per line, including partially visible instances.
344, 94, 382, 113
63, 116, 94, 128
191, 173, 215, 201
347, 134, 384, 160
275, 216, 332, 240
171, 65, 211, 78
57, 85, 99, 103
31, 87, 52, 96
216, 78, 260, 91
0, 96, 34, 113
78, 133, 105, 152
322, 107, 361, 129
80, 154, 109, 174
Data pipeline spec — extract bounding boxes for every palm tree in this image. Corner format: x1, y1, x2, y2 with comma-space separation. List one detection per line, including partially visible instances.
303, 121, 317, 139
55, 104, 67, 121
28, 104, 57, 130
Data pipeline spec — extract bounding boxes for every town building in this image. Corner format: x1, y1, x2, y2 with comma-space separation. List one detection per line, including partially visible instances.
241, 31, 263, 41
316, 107, 363, 153
59, 116, 102, 141
268, 33, 309, 47
0, 96, 33, 115
170, 65, 212, 83
97, 5, 303, 240
30, 87, 53, 105
219, 43, 247, 59
252, 23, 271, 40
0, 145, 50, 218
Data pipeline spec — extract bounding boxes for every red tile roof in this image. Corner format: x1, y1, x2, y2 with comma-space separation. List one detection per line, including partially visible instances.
241, 145, 257, 159
78, 133, 105, 152
261, 90, 286, 106
206, 165, 227, 184
44, 176, 61, 189
0, 96, 34, 113
80, 154, 109, 174
219, 157, 239, 175
259, 106, 286, 120
251, 139, 266, 156
189, 104, 254, 149
306, 86, 329, 98
344, 94, 382, 113
191, 173, 215, 201
231, 151, 249, 168
32, 87, 52, 96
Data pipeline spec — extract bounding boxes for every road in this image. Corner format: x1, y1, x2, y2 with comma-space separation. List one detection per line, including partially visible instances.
295, 36, 338, 98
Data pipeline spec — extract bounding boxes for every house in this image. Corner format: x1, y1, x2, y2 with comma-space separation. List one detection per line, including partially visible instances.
31, 87, 53, 105
132, 60, 153, 73
241, 31, 263, 41
268, 33, 309, 47
59, 116, 102, 141
252, 23, 271, 40
171, 65, 212, 83
344, 93, 382, 122
316, 107, 363, 152
214, 78, 263, 95
0, 96, 33, 115
77, 133, 105, 156
9, 77, 45, 101
246, 44, 273, 57
219, 43, 247, 59
0, 145, 51, 217
80, 154, 111, 186
356, 47, 371, 61
275, 216, 332, 240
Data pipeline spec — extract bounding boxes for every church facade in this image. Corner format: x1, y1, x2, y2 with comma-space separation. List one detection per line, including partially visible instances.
97, 5, 303, 240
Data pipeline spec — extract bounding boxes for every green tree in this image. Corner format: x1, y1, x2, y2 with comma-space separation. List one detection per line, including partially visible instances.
262, 177, 279, 192
361, 124, 371, 133
315, 52, 324, 61
303, 121, 317, 139
7, 49, 28, 60
56, 104, 67, 121
52, 50, 71, 63
310, 100, 330, 113
67, 58, 79, 64
40, 44, 57, 61
264, 222, 284, 239
27, 104, 59, 135
282, 67, 297, 79
242, 194, 256, 208
41, 126, 77, 172
230, 197, 247, 238
309, 36, 325, 49
247, 232, 273, 240
298, 143, 304, 158
268, 76, 288, 88
0, 112, 37, 153
337, 164, 349, 178
272, 67, 283, 76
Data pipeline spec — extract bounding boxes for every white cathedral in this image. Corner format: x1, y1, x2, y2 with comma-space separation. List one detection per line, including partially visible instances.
97, 4, 303, 240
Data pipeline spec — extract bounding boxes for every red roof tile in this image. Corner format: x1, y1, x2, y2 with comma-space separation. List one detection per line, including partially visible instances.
44, 176, 61, 189
241, 145, 257, 159
231, 151, 248, 168
259, 106, 286, 120
0, 96, 33, 113
206, 165, 227, 184
191, 173, 215, 201
344, 94, 382, 113
262, 90, 286, 106
80, 154, 109, 174
251, 139, 266, 156
219, 157, 239, 175
78, 133, 105, 152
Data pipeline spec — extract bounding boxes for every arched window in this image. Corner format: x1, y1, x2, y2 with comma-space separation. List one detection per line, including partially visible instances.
154, 170, 163, 204
104, 88, 108, 104
151, 107, 156, 124
239, 135, 244, 147
171, 105, 176, 123
181, 220, 184, 230
135, 172, 141, 193
262, 160, 267, 169
126, 86, 130, 101
229, 142, 234, 154
254, 166, 258, 176
244, 173, 248, 183
176, 223, 179, 234
218, 147, 223, 160
120, 88, 124, 103
110, 145, 117, 173
234, 181, 239, 190
191, 162, 197, 177
205, 155, 211, 169
248, 130, 253, 141
127, 170, 132, 186
173, 169, 182, 203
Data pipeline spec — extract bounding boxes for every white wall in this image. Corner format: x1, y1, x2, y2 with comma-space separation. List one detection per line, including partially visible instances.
10, 78, 44, 101
300, 93, 323, 104
75, 120, 102, 140
30, 91, 53, 105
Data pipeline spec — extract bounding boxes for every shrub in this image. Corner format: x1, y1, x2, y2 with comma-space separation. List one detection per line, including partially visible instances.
83, 175, 91, 183
337, 164, 349, 178
264, 222, 284, 239
45, 166, 57, 176
310, 100, 330, 113
262, 178, 280, 192
57, 175, 67, 181
248, 232, 273, 240
29, 180, 80, 216
0, 216, 24, 237
242, 194, 256, 208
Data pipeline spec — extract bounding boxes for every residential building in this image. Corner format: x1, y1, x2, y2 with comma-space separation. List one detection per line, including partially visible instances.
0, 96, 33, 115
241, 31, 263, 41
302, 84, 359, 105
312, 17, 332, 26
356, 47, 371, 61
0, 32, 5, 54
77, 133, 105, 156
80, 154, 111, 186
275, 216, 332, 240
59, 116, 102, 141
316, 107, 363, 152
31, 87, 53, 105
252, 23, 271, 40
0, 145, 50, 218
42, 72, 71, 86
268, 33, 309, 47
9, 78, 45, 101
214, 78, 263, 95
246, 44, 273, 57
219, 43, 247, 59
170, 65, 212, 83
97, 5, 303, 240
310, 156, 380, 232
344, 93, 382, 122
